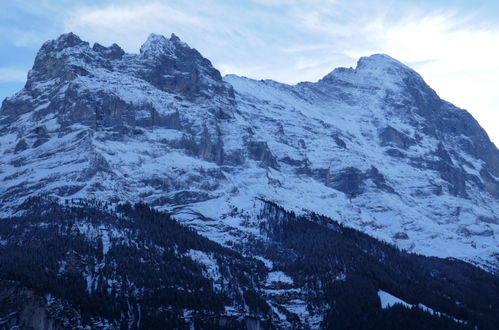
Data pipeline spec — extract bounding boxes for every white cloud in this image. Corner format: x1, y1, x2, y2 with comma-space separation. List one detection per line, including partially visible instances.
65, 2, 206, 51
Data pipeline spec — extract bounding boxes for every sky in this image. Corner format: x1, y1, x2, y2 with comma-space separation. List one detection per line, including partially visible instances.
0, 0, 498, 144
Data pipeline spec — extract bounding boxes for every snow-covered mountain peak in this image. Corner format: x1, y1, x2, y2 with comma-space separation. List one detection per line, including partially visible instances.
140, 33, 176, 57
357, 53, 409, 71
135, 32, 233, 98
32, 32, 92, 66
0, 33, 498, 273
321, 53, 428, 92
1, 32, 498, 329
169, 33, 189, 47
49, 32, 89, 50
139, 33, 193, 58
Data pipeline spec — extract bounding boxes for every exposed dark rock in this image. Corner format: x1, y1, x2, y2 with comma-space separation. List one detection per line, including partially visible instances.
209, 107, 233, 120
32, 138, 49, 148
480, 168, 499, 198
199, 126, 224, 164
458, 226, 494, 238
135, 107, 183, 129
424, 143, 467, 197
333, 134, 347, 148
328, 167, 365, 197
466, 173, 485, 190
478, 216, 498, 225
223, 149, 245, 166
2, 32, 236, 142
77, 152, 112, 181
141, 177, 174, 192
385, 148, 405, 158
0, 280, 68, 330
33, 126, 49, 137
27, 33, 91, 87
379, 126, 415, 149
414, 100, 499, 177
435, 142, 453, 164
365, 166, 395, 193
159, 111, 182, 129
14, 139, 28, 153
313, 168, 330, 183
53, 185, 85, 197
427, 160, 467, 197
295, 165, 313, 176
393, 232, 409, 240
247, 141, 279, 169
92, 42, 125, 60
409, 148, 468, 198
280, 156, 307, 167
0, 97, 34, 120
138, 33, 234, 99
326, 166, 394, 197
122, 117, 223, 167
153, 190, 212, 205
92, 92, 134, 128
177, 136, 199, 155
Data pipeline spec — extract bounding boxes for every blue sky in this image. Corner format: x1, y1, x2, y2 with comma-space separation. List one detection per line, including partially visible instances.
1, 0, 498, 143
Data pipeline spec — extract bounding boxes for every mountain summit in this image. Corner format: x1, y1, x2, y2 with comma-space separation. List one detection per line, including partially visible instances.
0, 32, 498, 327
1, 32, 497, 266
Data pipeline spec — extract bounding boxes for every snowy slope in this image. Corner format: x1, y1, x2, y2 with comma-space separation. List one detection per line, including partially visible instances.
0, 33, 497, 272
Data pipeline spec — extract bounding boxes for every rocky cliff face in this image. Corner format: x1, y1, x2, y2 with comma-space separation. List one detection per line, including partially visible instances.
0, 33, 497, 274
0, 280, 70, 330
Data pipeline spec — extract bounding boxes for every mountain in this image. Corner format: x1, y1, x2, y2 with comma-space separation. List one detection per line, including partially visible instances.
0, 33, 498, 328
1, 198, 497, 329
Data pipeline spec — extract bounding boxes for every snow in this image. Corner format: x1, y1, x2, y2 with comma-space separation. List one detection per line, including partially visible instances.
377, 290, 467, 324
222, 72, 499, 270
281, 299, 316, 327
57, 260, 66, 274
268, 303, 287, 322
0, 33, 497, 274
0, 33, 497, 329
187, 249, 221, 288
378, 290, 412, 309
140, 33, 176, 57
85, 274, 95, 293
254, 256, 273, 269
266, 271, 294, 285
100, 226, 111, 255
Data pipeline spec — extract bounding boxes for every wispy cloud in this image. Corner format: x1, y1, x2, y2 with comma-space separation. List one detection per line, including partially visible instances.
1, 0, 498, 143
65, 2, 209, 49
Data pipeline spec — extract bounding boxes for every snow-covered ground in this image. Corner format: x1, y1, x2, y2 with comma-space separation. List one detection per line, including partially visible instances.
378, 290, 467, 324
0, 33, 497, 273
